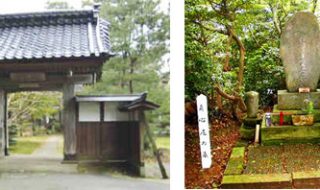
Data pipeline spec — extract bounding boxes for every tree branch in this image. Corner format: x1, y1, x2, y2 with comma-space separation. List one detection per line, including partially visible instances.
269, 3, 282, 36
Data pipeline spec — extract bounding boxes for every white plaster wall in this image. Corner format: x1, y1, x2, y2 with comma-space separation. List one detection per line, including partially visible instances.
78, 102, 100, 122
104, 102, 130, 121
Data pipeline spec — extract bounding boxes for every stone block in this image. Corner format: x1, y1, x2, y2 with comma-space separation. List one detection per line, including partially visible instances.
221, 173, 292, 189
224, 147, 245, 175
240, 124, 255, 140
293, 171, 320, 188
273, 105, 320, 122
277, 90, 320, 110
261, 123, 320, 145
243, 117, 262, 128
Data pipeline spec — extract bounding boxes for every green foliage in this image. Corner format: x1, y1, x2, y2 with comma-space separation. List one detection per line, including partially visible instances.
8, 92, 62, 136
185, 0, 320, 108
45, 0, 74, 9
82, 0, 170, 128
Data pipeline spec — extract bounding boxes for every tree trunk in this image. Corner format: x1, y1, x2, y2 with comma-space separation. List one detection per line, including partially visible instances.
129, 57, 136, 94
143, 112, 168, 179
312, 0, 318, 13
269, 3, 282, 36
228, 27, 245, 92
223, 34, 232, 72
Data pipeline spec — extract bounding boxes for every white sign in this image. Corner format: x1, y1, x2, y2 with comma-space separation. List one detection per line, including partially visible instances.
196, 94, 212, 169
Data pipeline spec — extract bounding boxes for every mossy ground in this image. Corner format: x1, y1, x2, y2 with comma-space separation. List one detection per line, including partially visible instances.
244, 144, 320, 174
9, 135, 49, 154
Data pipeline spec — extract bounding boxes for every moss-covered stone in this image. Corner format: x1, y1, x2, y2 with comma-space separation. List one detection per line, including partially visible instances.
293, 171, 320, 188
224, 157, 244, 175
261, 124, 320, 145
230, 147, 245, 158
273, 105, 320, 122
293, 171, 320, 179
240, 124, 255, 140
271, 113, 292, 125
221, 173, 292, 188
243, 117, 262, 128
277, 90, 320, 110
224, 147, 245, 175
235, 140, 248, 147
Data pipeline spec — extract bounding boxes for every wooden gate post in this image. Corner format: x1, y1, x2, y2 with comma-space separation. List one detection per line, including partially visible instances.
62, 84, 77, 161
139, 111, 146, 177
0, 89, 5, 157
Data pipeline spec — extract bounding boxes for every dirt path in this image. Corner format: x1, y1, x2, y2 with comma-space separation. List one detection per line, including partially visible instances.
31, 135, 62, 159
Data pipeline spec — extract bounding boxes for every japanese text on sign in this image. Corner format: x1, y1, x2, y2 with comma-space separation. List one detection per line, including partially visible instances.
196, 94, 212, 169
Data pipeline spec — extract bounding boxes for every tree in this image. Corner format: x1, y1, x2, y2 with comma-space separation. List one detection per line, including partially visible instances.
45, 0, 74, 9
8, 92, 62, 136
82, 0, 170, 129
185, 0, 320, 118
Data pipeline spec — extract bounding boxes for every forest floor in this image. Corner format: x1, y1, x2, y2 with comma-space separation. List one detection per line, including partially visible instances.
185, 115, 241, 188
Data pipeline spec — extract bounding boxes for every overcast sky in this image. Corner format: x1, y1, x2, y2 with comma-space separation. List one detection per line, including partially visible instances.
0, 0, 169, 13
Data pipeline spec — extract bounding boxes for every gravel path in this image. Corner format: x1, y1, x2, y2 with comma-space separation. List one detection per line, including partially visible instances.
31, 135, 62, 158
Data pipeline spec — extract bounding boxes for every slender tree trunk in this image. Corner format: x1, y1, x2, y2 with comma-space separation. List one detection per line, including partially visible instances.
129, 59, 134, 94
269, 3, 282, 36
312, 0, 318, 13
143, 113, 168, 179
227, 27, 245, 92
223, 34, 232, 72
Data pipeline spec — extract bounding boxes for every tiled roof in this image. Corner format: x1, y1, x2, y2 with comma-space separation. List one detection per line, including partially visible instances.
0, 7, 111, 62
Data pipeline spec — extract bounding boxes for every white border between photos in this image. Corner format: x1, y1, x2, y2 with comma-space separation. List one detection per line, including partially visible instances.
170, 0, 185, 189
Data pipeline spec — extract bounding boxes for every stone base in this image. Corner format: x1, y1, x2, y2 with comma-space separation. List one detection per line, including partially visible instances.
63, 154, 77, 162
293, 171, 320, 188
240, 124, 255, 140
261, 122, 320, 146
221, 173, 292, 189
243, 117, 262, 128
277, 89, 320, 110
273, 105, 320, 122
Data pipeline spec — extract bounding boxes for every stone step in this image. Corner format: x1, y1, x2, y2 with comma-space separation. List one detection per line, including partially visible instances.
222, 171, 320, 188
221, 173, 292, 188
273, 105, 320, 122
277, 90, 320, 110
224, 147, 245, 175
261, 122, 320, 145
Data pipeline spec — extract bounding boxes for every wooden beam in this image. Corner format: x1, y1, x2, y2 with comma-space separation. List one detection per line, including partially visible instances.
10, 72, 46, 82
0, 74, 93, 88
0, 59, 104, 73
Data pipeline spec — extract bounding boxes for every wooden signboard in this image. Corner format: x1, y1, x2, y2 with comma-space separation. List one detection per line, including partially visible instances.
196, 94, 212, 169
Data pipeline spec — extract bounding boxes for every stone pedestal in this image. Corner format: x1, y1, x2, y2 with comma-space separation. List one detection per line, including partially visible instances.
277, 90, 320, 110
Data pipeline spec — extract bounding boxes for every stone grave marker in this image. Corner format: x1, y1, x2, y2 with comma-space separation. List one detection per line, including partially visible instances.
280, 12, 320, 92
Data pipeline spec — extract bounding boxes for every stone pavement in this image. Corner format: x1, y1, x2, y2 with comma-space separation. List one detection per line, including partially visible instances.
0, 135, 169, 190
0, 172, 169, 190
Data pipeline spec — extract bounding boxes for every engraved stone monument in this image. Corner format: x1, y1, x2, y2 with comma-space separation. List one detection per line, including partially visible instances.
280, 12, 320, 92
278, 12, 320, 110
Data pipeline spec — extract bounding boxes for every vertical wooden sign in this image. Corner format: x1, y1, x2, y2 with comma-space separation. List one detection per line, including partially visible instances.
196, 94, 212, 169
